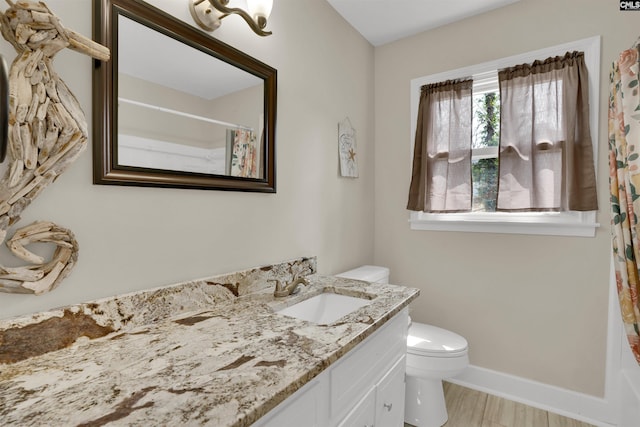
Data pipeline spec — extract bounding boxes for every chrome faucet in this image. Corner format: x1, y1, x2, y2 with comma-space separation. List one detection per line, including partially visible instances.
272, 276, 309, 297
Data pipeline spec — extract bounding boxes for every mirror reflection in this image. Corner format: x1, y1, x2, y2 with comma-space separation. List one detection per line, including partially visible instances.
93, 0, 277, 192
117, 15, 264, 178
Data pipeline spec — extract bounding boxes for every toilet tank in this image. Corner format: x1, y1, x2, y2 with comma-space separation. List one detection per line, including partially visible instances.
336, 265, 390, 284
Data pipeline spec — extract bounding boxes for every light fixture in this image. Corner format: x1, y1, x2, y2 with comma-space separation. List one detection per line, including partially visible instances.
189, 0, 273, 36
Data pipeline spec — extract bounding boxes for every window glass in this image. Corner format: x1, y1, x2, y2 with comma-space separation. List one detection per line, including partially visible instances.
471, 86, 499, 212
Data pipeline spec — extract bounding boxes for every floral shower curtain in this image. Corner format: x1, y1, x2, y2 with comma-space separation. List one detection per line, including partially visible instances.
609, 41, 640, 365
230, 129, 258, 178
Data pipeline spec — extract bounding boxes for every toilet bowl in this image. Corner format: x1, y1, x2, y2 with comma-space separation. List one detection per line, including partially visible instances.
336, 265, 469, 427
405, 318, 468, 427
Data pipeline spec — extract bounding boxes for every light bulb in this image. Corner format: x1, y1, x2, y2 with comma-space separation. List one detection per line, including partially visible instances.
246, 0, 273, 26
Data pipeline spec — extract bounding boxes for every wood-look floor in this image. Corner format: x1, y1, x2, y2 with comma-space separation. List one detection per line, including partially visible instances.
404, 382, 596, 427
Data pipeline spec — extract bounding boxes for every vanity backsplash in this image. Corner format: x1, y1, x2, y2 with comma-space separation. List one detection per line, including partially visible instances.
0, 257, 316, 364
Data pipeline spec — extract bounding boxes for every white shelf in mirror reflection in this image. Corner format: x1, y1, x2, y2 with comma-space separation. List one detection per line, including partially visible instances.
118, 134, 227, 175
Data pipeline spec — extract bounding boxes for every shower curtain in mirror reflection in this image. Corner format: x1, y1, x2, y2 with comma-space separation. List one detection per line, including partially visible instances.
230, 129, 259, 178
609, 40, 640, 366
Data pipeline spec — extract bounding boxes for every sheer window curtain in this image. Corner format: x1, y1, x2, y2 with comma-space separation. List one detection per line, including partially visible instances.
497, 52, 598, 211
407, 79, 473, 212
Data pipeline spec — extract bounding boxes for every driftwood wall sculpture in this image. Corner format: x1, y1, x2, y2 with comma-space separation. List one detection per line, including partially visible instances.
0, 1, 109, 294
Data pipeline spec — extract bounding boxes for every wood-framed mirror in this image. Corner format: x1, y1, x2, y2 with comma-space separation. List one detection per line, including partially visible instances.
92, 0, 277, 192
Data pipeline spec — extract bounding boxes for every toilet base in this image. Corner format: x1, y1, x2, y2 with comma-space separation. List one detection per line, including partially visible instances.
404, 375, 448, 427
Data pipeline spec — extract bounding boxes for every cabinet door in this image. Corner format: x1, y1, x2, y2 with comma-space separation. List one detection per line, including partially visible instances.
337, 387, 375, 427
331, 310, 406, 420
375, 355, 406, 427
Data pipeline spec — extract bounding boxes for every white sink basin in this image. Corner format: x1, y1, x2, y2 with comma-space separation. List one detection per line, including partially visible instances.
276, 293, 371, 325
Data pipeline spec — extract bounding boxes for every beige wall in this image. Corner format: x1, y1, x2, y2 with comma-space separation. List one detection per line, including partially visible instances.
0, 0, 374, 318
374, 0, 638, 397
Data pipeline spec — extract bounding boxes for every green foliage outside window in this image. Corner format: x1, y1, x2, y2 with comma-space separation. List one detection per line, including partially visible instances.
472, 92, 499, 212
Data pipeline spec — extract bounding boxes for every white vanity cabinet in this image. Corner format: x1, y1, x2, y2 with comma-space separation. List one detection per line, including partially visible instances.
338, 387, 375, 427
254, 308, 408, 427
338, 355, 406, 427
374, 355, 406, 425
254, 379, 327, 427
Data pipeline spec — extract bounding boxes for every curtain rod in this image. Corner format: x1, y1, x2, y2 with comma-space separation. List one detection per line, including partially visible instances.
118, 97, 254, 131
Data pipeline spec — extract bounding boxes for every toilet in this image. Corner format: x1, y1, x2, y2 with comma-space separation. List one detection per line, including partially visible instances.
336, 265, 469, 427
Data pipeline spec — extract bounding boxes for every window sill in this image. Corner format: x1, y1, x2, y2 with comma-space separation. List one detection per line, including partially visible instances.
408, 211, 599, 237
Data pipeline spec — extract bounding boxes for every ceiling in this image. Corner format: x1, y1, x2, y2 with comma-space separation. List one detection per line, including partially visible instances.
326, 0, 521, 46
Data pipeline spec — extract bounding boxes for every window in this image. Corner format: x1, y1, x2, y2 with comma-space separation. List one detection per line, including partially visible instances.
471, 72, 499, 212
408, 36, 600, 237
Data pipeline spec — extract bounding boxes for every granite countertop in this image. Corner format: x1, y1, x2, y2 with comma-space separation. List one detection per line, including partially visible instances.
0, 258, 419, 426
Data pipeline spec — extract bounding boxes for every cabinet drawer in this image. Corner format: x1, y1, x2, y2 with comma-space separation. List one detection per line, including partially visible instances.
331, 310, 407, 420
375, 355, 406, 427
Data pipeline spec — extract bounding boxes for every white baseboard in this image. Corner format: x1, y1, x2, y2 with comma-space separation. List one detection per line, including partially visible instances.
619, 369, 640, 427
447, 364, 617, 427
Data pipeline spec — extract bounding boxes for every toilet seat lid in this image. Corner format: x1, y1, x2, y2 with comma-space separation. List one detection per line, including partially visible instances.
407, 323, 468, 356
